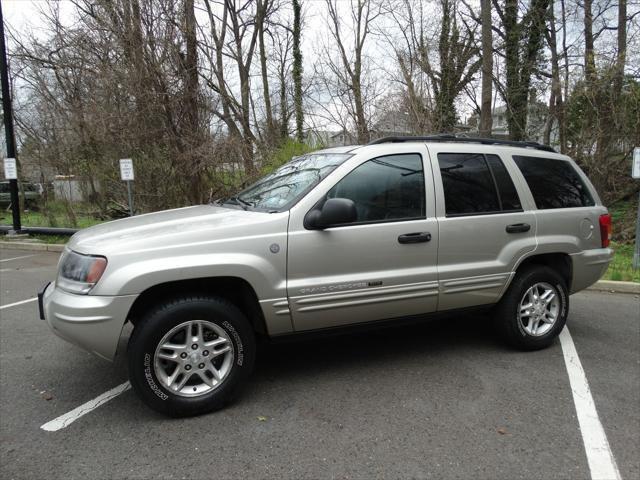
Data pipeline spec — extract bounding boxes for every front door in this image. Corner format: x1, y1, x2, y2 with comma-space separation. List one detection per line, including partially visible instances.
286, 145, 439, 331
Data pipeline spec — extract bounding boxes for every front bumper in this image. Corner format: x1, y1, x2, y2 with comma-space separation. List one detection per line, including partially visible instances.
41, 282, 138, 361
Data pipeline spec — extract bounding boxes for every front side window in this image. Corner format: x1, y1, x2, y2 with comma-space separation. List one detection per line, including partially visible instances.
224, 153, 351, 211
513, 155, 595, 209
326, 154, 425, 224
438, 153, 523, 216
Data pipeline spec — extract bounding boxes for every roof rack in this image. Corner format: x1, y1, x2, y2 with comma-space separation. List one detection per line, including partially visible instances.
367, 134, 556, 153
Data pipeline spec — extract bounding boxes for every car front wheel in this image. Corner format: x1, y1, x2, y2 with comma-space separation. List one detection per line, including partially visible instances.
127, 295, 255, 417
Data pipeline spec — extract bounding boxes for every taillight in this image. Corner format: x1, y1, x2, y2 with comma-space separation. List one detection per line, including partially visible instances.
599, 214, 612, 248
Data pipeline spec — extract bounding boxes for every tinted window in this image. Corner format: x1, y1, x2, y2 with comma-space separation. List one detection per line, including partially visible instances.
438, 153, 500, 215
513, 156, 594, 209
485, 154, 522, 211
327, 154, 425, 223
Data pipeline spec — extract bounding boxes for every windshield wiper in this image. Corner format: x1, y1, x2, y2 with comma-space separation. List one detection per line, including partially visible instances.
223, 196, 253, 210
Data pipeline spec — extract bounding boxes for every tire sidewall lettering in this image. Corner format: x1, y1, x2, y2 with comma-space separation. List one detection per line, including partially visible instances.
143, 352, 168, 401
222, 320, 244, 366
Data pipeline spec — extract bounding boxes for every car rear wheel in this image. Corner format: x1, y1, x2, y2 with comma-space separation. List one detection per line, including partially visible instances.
495, 266, 568, 350
127, 295, 255, 417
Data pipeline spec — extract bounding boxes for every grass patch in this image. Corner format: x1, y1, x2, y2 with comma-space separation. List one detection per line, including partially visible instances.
0, 201, 104, 229
602, 241, 639, 283
27, 234, 71, 244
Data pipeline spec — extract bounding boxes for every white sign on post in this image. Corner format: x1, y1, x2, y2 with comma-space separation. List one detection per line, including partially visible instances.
633, 147, 640, 179
3, 158, 17, 180
119, 158, 135, 181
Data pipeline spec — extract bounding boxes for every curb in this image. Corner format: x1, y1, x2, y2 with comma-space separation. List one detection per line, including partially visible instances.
1, 240, 639, 294
586, 280, 640, 295
0, 241, 65, 252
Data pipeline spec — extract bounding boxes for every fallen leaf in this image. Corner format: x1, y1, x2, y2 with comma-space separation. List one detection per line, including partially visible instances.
497, 427, 507, 435
257, 416, 267, 422
41, 392, 54, 401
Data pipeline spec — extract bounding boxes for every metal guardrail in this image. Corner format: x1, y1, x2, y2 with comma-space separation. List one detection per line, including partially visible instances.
0, 225, 79, 236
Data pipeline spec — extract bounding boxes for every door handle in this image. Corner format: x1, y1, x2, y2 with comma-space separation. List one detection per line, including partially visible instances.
398, 232, 431, 244
506, 223, 531, 233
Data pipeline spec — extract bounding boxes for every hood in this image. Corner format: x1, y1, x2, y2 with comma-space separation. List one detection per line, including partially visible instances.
68, 205, 286, 255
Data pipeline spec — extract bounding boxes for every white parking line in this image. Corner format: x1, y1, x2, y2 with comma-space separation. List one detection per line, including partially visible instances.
0, 254, 38, 263
40, 382, 131, 432
559, 327, 621, 480
0, 297, 37, 310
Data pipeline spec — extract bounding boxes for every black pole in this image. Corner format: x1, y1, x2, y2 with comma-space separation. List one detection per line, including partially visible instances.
0, 2, 21, 233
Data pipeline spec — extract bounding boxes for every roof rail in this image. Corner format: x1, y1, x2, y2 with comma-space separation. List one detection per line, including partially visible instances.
367, 134, 556, 153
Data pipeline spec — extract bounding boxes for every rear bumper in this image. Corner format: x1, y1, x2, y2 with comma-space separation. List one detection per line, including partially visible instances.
41, 282, 137, 361
570, 248, 614, 294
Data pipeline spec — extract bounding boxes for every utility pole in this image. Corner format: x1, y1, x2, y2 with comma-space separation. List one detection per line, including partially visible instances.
0, 1, 21, 234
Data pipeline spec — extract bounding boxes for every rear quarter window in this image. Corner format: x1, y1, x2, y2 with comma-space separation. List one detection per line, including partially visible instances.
513, 155, 595, 209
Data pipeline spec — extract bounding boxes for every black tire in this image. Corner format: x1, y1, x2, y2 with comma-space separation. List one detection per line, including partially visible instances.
494, 265, 569, 351
127, 295, 255, 417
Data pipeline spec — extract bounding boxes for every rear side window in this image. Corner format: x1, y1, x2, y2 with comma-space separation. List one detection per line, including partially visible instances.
437, 153, 522, 216
327, 154, 425, 223
485, 154, 522, 211
513, 156, 594, 209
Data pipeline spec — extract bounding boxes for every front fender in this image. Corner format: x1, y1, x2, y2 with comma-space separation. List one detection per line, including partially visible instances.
91, 252, 287, 301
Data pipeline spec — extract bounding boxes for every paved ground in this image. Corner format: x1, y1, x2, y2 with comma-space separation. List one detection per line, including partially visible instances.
0, 249, 638, 480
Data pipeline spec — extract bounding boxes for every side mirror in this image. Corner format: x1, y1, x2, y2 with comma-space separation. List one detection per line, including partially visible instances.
305, 198, 357, 229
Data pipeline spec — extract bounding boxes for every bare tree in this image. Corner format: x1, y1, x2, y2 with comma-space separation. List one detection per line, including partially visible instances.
200, 0, 274, 172
423, 0, 481, 132
379, 0, 433, 134
543, 1, 565, 152
494, 0, 550, 141
384, 0, 480, 133
324, 0, 380, 143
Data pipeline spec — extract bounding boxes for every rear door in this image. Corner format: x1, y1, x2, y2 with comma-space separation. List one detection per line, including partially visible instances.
427, 145, 537, 310
286, 144, 439, 331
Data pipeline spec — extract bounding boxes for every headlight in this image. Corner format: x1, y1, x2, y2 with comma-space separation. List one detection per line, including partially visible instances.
57, 250, 108, 294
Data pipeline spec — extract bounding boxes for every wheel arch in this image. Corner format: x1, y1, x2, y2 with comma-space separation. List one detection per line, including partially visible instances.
512, 252, 573, 291
126, 277, 268, 336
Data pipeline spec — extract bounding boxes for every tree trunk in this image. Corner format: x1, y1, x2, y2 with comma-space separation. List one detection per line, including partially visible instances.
258, 15, 275, 142
292, 0, 304, 143
353, 76, 369, 143
502, 0, 549, 141
584, 0, 596, 84
182, 0, 203, 203
278, 54, 289, 139
546, 1, 565, 151
613, 0, 627, 101
504, 0, 523, 140
479, 0, 493, 137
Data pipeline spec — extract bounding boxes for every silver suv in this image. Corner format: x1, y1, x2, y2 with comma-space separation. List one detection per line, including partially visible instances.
39, 136, 613, 416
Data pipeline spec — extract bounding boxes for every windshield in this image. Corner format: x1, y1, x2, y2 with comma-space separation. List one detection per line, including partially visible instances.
221, 153, 352, 211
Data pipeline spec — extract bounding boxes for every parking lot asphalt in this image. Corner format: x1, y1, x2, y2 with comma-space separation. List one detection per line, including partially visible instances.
0, 249, 638, 480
